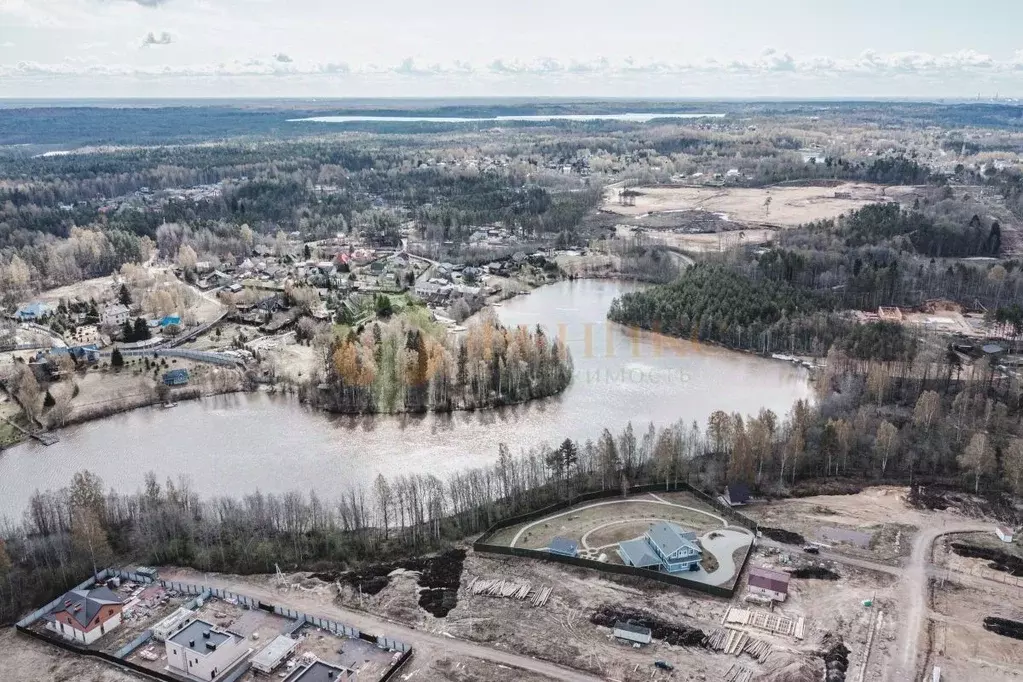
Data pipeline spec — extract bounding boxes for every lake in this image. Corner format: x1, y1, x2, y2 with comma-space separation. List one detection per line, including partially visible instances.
0, 280, 809, 520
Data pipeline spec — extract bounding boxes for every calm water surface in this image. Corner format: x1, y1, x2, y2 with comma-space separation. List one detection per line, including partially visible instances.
0, 280, 809, 520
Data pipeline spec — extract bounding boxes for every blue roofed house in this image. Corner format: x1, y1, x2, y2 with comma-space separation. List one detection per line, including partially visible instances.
618, 522, 702, 573
52, 345, 101, 365
14, 302, 52, 322
548, 536, 578, 557
163, 368, 190, 386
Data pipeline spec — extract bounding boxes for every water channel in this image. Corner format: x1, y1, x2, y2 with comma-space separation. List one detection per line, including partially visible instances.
0, 280, 811, 520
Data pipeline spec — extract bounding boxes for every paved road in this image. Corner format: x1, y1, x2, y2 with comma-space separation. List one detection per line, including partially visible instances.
161, 570, 604, 682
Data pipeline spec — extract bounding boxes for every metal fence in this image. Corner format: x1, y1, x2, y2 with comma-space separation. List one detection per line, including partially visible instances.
113, 629, 153, 659
473, 482, 760, 599
121, 347, 243, 367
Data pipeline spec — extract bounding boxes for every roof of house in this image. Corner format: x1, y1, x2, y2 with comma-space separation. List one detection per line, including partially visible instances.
727, 483, 752, 503
48, 586, 122, 629
284, 660, 353, 682
982, 343, 1006, 354
168, 619, 232, 654
646, 522, 701, 557
613, 621, 652, 636
16, 302, 51, 318
103, 304, 130, 317
748, 567, 791, 594
997, 525, 1013, 534
164, 368, 189, 380
549, 536, 578, 555
251, 635, 298, 669
617, 538, 661, 568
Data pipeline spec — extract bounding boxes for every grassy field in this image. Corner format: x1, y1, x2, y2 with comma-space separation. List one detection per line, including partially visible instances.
486, 491, 727, 550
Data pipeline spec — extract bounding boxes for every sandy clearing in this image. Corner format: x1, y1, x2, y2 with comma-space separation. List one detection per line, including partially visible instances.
605, 183, 919, 227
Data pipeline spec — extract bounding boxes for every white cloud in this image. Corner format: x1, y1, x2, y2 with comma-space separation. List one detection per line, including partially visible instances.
4, 47, 1023, 98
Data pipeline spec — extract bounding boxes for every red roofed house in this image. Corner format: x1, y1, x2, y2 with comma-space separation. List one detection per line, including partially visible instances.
747, 567, 791, 602
45, 586, 124, 644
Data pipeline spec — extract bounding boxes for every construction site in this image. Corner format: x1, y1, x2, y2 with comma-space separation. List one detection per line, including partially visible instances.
5, 485, 1022, 682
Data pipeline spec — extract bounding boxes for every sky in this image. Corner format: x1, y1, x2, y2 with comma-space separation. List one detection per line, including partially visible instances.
3, 0, 1023, 99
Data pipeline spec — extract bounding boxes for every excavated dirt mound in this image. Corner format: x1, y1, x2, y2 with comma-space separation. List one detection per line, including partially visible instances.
950, 543, 1023, 576
984, 616, 1023, 640
310, 548, 466, 617
590, 606, 706, 646
820, 633, 850, 682
789, 566, 840, 580
761, 526, 806, 545
908, 485, 1022, 523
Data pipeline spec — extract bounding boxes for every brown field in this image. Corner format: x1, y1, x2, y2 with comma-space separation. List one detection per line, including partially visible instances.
604, 182, 919, 228
742, 487, 919, 564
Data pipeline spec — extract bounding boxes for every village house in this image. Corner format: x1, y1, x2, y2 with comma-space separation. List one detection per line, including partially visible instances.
101, 304, 130, 327
44, 586, 123, 644
13, 302, 53, 322
165, 619, 249, 681
163, 368, 190, 386
747, 566, 791, 602
725, 482, 752, 506
617, 522, 703, 573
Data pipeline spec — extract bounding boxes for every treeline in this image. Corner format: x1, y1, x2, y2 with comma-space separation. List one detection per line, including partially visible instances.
306, 312, 573, 413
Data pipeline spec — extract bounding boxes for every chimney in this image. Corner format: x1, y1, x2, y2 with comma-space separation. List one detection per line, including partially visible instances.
203, 631, 211, 639
189, 640, 195, 648
328, 673, 334, 680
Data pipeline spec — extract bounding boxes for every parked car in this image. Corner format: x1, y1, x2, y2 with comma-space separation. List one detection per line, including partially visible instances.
803, 545, 820, 554
654, 661, 674, 671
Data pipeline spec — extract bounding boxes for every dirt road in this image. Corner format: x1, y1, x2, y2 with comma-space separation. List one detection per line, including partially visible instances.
889, 521, 988, 682
160, 569, 601, 682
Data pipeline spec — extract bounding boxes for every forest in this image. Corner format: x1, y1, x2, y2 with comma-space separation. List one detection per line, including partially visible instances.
307, 311, 573, 413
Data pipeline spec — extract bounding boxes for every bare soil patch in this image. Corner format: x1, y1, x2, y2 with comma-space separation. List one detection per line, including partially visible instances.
603, 183, 918, 227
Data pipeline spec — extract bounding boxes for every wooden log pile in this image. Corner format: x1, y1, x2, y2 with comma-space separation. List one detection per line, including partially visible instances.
704, 628, 772, 664
724, 663, 753, 682
466, 577, 551, 607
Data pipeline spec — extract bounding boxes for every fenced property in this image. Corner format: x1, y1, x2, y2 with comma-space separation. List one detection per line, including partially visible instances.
474, 482, 759, 598
15, 568, 412, 681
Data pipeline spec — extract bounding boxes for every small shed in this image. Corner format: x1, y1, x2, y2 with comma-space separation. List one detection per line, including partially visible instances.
982, 343, 1006, 358
163, 368, 190, 386
996, 526, 1014, 543
726, 483, 752, 506
613, 621, 652, 646
548, 536, 578, 557
748, 567, 791, 602
251, 635, 298, 673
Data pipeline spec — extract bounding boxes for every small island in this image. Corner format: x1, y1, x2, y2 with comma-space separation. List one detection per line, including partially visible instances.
304, 308, 573, 414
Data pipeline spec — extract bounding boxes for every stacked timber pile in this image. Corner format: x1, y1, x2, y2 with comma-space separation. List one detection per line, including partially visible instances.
704, 628, 773, 663
724, 663, 753, 682
466, 577, 551, 607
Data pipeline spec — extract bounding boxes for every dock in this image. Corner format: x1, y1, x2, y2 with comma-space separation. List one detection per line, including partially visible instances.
2, 417, 59, 446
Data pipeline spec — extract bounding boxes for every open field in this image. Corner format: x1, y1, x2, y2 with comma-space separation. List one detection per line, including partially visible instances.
742, 487, 919, 564
0, 627, 140, 682
604, 182, 920, 227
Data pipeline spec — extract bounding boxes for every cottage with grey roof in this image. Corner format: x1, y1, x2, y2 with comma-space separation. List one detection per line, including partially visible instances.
617, 521, 702, 573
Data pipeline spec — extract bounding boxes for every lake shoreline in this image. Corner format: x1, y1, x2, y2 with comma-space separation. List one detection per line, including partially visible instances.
0, 280, 812, 519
